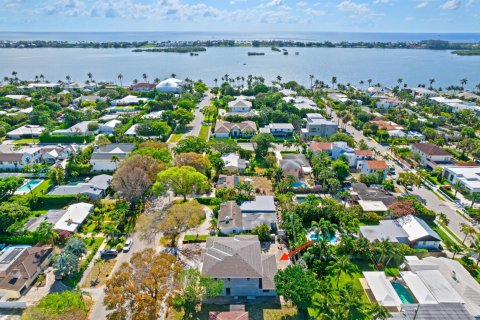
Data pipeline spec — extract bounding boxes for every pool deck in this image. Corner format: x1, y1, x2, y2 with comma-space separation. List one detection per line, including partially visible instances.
14, 179, 43, 195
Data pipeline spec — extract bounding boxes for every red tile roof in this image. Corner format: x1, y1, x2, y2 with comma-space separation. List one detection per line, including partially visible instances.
412, 143, 452, 157
355, 149, 373, 156
310, 142, 333, 152
366, 160, 388, 170
209, 312, 249, 320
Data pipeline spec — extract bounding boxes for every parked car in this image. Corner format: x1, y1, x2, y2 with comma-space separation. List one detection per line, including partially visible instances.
123, 239, 133, 252
100, 249, 118, 259
406, 185, 413, 191
162, 247, 178, 257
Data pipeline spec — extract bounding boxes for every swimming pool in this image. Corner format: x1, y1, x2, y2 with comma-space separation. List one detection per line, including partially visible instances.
15, 179, 44, 194
292, 181, 308, 188
391, 281, 416, 304
308, 232, 337, 244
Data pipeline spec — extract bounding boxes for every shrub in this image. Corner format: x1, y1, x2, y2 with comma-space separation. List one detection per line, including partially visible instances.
39, 133, 94, 143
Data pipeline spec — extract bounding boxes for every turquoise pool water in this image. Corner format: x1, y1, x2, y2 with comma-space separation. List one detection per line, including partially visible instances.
17, 179, 43, 193
391, 281, 416, 304
292, 181, 308, 188
309, 233, 337, 243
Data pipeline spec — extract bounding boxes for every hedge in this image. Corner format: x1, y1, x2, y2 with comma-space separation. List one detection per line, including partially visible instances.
196, 197, 222, 206
31, 195, 80, 209
183, 234, 210, 243
39, 133, 94, 143
0, 233, 40, 245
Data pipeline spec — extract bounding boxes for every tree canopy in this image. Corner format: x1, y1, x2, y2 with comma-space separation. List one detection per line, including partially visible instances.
154, 166, 209, 200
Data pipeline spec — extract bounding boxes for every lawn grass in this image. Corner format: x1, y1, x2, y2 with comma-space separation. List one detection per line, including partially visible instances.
167, 303, 300, 320
183, 234, 210, 243
198, 125, 210, 141
439, 222, 465, 245
168, 133, 183, 143
81, 258, 116, 288
31, 179, 52, 196
12, 138, 40, 144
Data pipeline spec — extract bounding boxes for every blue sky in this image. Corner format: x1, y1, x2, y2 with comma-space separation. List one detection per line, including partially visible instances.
0, 0, 479, 33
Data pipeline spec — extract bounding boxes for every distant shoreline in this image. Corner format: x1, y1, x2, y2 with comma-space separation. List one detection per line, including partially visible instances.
1, 39, 479, 52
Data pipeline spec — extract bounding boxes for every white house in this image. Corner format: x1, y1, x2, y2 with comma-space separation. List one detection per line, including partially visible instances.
301, 113, 338, 138
0, 145, 42, 170
52, 121, 95, 136
442, 166, 480, 194
221, 153, 246, 172
5, 95, 31, 102
90, 143, 135, 172
227, 99, 252, 113
218, 196, 277, 235
411, 143, 453, 169
53, 202, 94, 235
358, 160, 388, 178
213, 121, 257, 138
111, 95, 147, 106
376, 98, 401, 109
155, 78, 184, 93
408, 87, 436, 99
7, 125, 45, 139
129, 82, 156, 92
260, 123, 294, 137
359, 215, 441, 249
98, 119, 122, 134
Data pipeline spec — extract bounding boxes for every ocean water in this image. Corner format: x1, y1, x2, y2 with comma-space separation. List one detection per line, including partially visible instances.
1, 46, 478, 89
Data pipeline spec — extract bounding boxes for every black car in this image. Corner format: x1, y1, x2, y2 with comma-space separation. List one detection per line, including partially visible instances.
100, 249, 118, 259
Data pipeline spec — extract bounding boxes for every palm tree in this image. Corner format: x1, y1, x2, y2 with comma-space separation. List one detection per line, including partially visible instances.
446, 241, 463, 259
214, 78, 218, 87
133, 79, 138, 84
397, 78, 403, 86
476, 83, 480, 92
36, 222, 59, 246
469, 236, 480, 266
326, 256, 358, 288
369, 303, 391, 320
460, 78, 468, 88
331, 76, 337, 89
452, 181, 465, 197
111, 155, 120, 170
359, 80, 364, 89
429, 78, 435, 89
460, 223, 476, 244
65, 75, 71, 84
367, 79, 372, 87
468, 192, 480, 208
153, 77, 160, 84
309, 74, 314, 89
142, 73, 148, 83
437, 212, 450, 226
39, 74, 45, 82
171, 73, 177, 79
311, 219, 336, 238
117, 73, 123, 86
87, 72, 93, 83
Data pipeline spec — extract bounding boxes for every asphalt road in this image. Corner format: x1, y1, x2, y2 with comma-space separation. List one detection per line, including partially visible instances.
326, 105, 474, 244
182, 91, 213, 139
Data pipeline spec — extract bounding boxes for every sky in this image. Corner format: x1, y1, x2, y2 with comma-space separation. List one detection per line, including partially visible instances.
0, 0, 479, 33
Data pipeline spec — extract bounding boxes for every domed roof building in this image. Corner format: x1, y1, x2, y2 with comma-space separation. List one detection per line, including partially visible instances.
155, 78, 184, 93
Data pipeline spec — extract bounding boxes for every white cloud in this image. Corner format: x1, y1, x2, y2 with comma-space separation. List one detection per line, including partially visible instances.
404, 16, 415, 21
466, 0, 476, 6
229, 0, 247, 4
266, 0, 283, 6
373, 0, 389, 4
297, 1, 308, 6
415, 1, 429, 8
305, 8, 325, 15
337, 1, 374, 14
441, 0, 461, 10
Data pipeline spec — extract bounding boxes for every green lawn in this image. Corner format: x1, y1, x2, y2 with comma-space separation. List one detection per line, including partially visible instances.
198, 125, 210, 141
12, 138, 39, 144
31, 179, 52, 196
168, 133, 183, 143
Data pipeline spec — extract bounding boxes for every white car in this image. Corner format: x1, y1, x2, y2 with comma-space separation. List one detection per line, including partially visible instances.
123, 239, 133, 252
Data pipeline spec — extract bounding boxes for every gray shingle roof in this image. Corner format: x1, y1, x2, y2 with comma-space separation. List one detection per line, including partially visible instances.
218, 201, 242, 229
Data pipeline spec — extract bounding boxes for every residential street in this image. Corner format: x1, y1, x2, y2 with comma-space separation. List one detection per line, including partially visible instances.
326, 105, 475, 244
181, 91, 213, 139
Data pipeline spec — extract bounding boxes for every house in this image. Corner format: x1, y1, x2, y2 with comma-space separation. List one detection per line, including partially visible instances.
7, 125, 45, 139
411, 143, 453, 169
278, 88, 295, 96
24, 209, 66, 232
457, 91, 480, 101
155, 78, 184, 93
73, 95, 106, 105
376, 98, 401, 109
0, 145, 42, 170
124, 124, 138, 136
309, 142, 334, 155
260, 123, 294, 137
142, 111, 164, 119
221, 153, 247, 173
351, 182, 397, 207
201, 235, 277, 297
362, 271, 402, 311
209, 305, 249, 320
40, 144, 81, 164
218, 196, 277, 235
48, 174, 112, 199
369, 120, 404, 132
98, 119, 122, 134
217, 175, 240, 189
53, 202, 94, 235
111, 95, 147, 106
359, 215, 441, 249
442, 166, 480, 194
90, 143, 134, 172
25, 83, 60, 90
129, 82, 156, 92
228, 99, 252, 113
213, 121, 257, 139
309, 142, 372, 167
407, 87, 437, 99
279, 154, 312, 179
301, 113, 338, 138
52, 121, 95, 136
357, 160, 388, 178
284, 96, 320, 110
0, 246, 53, 299
5, 95, 31, 102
